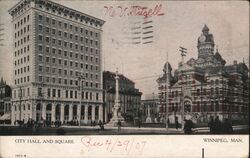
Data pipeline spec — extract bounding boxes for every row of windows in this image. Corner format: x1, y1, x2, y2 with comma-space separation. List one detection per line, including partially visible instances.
14, 104, 31, 111
13, 87, 30, 99
14, 56, 29, 66
38, 15, 99, 37
37, 4, 101, 28
15, 15, 30, 29
38, 52, 98, 62
14, 45, 30, 57
37, 66, 99, 79
38, 43, 99, 55
15, 66, 30, 75
15, 25, 30, 39
38, 76, 99, 88
38, 25, 99, 43
38, 86, 99, 101
15, 35, 30, 47
14, 76, 30, 85
38, 57, 99, 69
38, 37, 99, 53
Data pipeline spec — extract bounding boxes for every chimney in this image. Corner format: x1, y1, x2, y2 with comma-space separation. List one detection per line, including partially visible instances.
233, 60, 237, 65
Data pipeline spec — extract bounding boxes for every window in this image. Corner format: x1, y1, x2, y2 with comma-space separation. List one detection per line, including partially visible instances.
45, 37, 49, 42
39, 35, 43, 41
39, 55, 43, 61
52, 19, 56, 25
70, 90, 73, 98
75, 91, 77, 99
52, 48, 56, 54
46, 17, 50, 23
39, 15, 43, 20
46, 27, 49, 33
96, 93, 99, 100
52, 77, 55, 83
66, 90, 68, 98
46, 57, 49, 62
52, 89, 56, 97
39, 65, 43, 71
47, 88, 51, 97
58, 90, 61, 98
38, 25, 42, 31
46, 47, 49, 53
39, 76, 43, 82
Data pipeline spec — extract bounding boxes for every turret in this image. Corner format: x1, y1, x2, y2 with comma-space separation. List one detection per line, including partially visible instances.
197, 25, 215, 59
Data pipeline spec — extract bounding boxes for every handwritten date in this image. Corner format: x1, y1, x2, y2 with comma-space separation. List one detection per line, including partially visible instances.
81, 136, 147, 155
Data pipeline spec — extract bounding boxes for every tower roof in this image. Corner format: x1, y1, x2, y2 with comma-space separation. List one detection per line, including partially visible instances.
202, 24, 209, 32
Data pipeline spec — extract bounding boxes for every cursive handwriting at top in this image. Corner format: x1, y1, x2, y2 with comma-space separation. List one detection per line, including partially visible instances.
104, 4, 165, 18
81, 136, 147, 155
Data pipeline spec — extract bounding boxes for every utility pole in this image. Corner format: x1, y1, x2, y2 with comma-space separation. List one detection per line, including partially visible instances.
179, 46, 187, 130
78, 72, 85, 127
165, 52, 169, 129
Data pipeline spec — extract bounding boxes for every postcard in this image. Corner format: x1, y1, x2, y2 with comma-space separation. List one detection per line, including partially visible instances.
0, 0, 249, 157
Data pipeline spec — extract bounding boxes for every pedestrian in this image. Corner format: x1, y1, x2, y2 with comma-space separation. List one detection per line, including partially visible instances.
222, 118, 233, 134
90, 120, 93, 126
138, 120, 141, 128
184, 119, 193, 134
93, 121, 96, 127
208, 117, 215, 134
98, 120, 102, 129
118, 120, 121, 132
214, 116, 222, 134
175, 116, 179, 130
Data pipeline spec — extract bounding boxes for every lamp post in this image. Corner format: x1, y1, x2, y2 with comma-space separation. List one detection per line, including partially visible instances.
78, 73, 85, 127
19, 87, 22, 123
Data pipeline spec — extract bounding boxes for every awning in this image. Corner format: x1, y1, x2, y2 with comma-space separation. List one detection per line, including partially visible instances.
0, 113, 10, 120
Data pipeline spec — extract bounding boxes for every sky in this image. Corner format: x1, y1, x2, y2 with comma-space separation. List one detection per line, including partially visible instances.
0, 0, 249, 99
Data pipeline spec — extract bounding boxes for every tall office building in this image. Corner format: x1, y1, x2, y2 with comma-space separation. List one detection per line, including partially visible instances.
9, 0, 105, 125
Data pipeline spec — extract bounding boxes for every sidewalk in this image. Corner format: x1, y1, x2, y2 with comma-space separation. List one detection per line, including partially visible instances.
61, 124, 248, 134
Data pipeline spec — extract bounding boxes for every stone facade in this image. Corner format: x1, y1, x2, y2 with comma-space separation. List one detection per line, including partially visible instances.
157, 25, 249, 124
9, 0, 105, 125
103, 71, 142, 123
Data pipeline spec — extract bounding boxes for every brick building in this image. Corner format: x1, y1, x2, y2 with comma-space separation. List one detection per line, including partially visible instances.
157, 25, 249, 124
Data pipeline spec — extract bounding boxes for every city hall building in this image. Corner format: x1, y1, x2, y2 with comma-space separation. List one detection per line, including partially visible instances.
157, 25, 249, 124
9, 0, 105, 125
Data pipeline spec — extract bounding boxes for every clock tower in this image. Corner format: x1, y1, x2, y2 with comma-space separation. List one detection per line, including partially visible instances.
197, 25, 215, 59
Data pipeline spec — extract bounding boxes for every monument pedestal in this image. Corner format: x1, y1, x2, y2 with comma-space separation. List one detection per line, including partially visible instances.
146, 116, 152, 123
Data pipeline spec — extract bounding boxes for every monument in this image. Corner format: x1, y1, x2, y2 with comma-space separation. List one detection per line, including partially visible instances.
107, 69, 125, 126
145, 104, 152, 123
